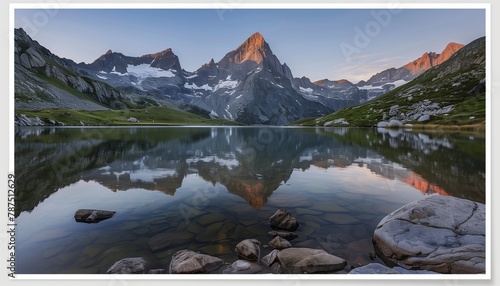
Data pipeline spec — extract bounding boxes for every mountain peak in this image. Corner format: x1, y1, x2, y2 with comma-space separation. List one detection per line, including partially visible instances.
229, 32, 270, 64
443, 42, 464, 52
435, 42, 464, 65
248, 32, 264, 44
142, 48, 175, 59
105, 49, 113, 55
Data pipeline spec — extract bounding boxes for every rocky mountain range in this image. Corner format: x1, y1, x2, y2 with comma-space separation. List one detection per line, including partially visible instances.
14, 28, 466, 125
307, 36, 485, 127
356, 42, 464, 100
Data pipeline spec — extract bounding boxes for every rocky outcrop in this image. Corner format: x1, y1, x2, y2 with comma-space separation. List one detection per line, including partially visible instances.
269, 209, 299, 231
169, 250, 224, 274
373, 195, 485, 274
15, 114, 45, 126
107, 257, 146, 274
14, 28, 124, 110
235, 239, 261, 262
276, 248, 347, 274
74, 209, 115, 223
20, 47, 46, 69
15, 114, 67, 126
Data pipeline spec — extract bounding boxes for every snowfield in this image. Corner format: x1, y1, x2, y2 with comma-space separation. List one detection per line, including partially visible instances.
358, 79, 408, 90
127, 63, 176, 78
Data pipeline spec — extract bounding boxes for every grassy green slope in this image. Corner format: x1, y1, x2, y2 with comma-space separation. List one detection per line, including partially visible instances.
16, 106, 242, 126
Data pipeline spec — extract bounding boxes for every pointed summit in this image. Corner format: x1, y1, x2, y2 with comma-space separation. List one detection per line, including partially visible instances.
435, 42, 464, 65
94, 49, 119, 63
228, 32, 271, 64
246, 32, 265, 46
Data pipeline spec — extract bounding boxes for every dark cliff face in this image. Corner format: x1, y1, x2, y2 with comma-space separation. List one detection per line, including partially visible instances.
180, 32, 334, 125
14, 28, 124, 110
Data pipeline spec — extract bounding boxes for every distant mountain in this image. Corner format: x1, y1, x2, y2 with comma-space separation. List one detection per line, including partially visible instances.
303, 37, 485, 127
182, 32, 333, 125
14, 27, 467, 126
77, 32, 336, 125
357, 42, 464, 89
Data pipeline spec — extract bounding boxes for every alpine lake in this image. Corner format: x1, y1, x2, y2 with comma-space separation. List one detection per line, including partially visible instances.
14, 126, 485, 274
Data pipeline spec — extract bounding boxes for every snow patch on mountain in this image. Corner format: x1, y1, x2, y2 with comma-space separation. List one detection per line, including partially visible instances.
184, 82, 212, 91
214, 80, 239, 91
299, 86, 313, 94
358, 79, 408, 90
127, 63, 176, 78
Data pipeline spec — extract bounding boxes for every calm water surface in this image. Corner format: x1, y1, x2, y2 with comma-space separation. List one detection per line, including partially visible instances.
14, 127, 485, 274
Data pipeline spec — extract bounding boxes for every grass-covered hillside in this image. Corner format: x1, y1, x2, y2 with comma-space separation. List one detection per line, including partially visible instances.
15, 106, 242, 126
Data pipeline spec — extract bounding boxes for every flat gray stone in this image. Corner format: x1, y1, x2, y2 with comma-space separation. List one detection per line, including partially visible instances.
349, 263, 440, 274
277, 247, 346, 274
107, 257, 145, 274
169, 250, 224, 274
373, 195, 485, 274
223, 260, 262, 274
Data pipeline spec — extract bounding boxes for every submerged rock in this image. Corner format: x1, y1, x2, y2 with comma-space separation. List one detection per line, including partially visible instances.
148, 232, 194, 252
268, 230, 299, 241
373, 195, 485, 274
348, 263, 440, 274
269, 209, 299, 231
235, 239, 261, 262
277, 247, 346, 274
269, 236, 292, 250
223, 260, 262, 274
74, 209, 115, 223
169, 250, 224, 274
107, 257, 145, 274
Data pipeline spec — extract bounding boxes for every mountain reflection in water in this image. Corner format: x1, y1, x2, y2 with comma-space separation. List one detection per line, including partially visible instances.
15, 127, 484, 215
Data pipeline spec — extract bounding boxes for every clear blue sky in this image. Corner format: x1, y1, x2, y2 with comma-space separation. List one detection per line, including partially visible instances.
14, 8, 485, 83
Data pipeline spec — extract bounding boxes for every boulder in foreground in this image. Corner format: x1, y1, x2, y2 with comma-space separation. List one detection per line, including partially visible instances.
169, 250, 224, 274
277, 247, 346, 273
107, 257, 145, 274
373, 195, 485, 274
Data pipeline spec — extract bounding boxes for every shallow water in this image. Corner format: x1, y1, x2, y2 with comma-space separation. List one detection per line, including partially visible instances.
14, 126, 485, 274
